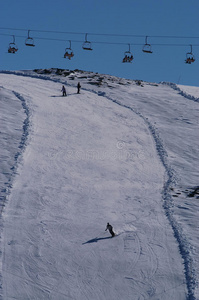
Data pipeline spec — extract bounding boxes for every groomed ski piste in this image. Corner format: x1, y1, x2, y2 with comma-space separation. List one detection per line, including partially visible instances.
0, 69, 199, 300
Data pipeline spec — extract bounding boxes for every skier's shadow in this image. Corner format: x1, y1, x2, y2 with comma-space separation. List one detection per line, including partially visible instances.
50, 95, 67, 98
50, 93, 78, 98
82, 236, 112, 245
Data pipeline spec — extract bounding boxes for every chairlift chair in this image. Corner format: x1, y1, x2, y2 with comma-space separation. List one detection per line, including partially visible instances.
64, 41, 74, 60
25, 30, 35, 47
122, 44, 133, 63
8, 36, 18, 53
82, 33, 93, 51
142, 36, 153, 53
185, 45, 195, 64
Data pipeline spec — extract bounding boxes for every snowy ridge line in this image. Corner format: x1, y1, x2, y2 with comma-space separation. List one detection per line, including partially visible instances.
0, 91, 30, 214
162, 82, 199, 103
89, 92, 196, 300
0, 70, 135, 89
0, 70, 63, 85
0, 70, 84, 93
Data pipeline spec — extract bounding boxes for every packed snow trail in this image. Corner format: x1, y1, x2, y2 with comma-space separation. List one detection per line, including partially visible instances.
100, 81, 199, 300
0, 74, 187, 299
0, 88, 26, 209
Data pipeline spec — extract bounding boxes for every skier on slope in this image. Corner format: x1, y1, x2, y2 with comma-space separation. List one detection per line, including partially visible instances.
62, 85, 67, 97
77, 82, 81, 94
105, 223, 115, 237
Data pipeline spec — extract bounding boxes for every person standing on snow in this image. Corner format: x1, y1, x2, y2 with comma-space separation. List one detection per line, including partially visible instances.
62, 85, 67, 97
77, 82, 81, 94
105, 223, 115, 237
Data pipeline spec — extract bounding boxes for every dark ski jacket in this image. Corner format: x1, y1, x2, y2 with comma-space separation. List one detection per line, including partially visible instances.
106, 223, 113, 232
105, 223, 115, 237
62, 86, 66, 92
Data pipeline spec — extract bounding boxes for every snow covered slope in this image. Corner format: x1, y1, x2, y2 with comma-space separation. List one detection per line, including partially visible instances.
0, 70, 198, 299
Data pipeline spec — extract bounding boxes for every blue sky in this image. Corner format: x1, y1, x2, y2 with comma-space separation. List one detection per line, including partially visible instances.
1, 0, 199, 86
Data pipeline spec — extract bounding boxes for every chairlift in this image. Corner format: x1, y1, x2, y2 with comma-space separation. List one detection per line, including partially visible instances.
185, 45, 195, 64
64, 41, 74, 60
25, 30, 35, 47
82, 33, 93, 51
142, 36, 153, 53
122, 44, 133, 63
8, 35, 18, 53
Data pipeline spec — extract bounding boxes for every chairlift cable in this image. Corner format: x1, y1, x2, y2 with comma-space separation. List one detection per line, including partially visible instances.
1, 33, 199, 47
0, 27, 199, 39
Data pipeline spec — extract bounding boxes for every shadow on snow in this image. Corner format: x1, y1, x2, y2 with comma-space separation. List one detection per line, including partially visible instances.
50, 93, 79, 98
82, 236, 112, 245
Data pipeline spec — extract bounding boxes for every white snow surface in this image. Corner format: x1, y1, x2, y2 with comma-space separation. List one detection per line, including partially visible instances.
0, 69, 198, 300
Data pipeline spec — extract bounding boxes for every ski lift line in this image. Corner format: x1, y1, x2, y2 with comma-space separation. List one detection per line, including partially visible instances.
0, 27, 87, 35
1, 33, 199, 47
0, 27, 199, 39
0, 27, 94, 37
0, 28, 143, 38
148, 43, 199, 47
0, 32, 129, 43
0, 33, 82, 43
0, 33, 32, 39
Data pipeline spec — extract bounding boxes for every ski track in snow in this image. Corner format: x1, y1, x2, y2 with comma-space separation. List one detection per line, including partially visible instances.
0, 87, 31, 299
162, 82, 199, 103
96, 84, 198, 300
0, 70, 198, 299
92, 88, 197, 300
0, 90, 30, 209
66, 72, 198, 299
